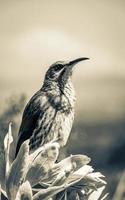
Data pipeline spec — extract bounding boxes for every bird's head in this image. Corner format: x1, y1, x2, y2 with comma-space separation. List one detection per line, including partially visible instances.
44, 57, 89, 88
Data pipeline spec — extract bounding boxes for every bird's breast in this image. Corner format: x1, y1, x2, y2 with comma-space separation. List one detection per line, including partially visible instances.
45, 81, 76, 146
48, 87, 76, 115
44, 106, 74, 147
62, 80, 76, 110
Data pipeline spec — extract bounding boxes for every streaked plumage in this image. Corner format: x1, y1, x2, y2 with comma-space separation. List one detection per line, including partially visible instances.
15, 58, 89, 156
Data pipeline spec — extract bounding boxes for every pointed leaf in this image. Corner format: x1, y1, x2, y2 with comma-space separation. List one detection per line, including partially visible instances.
52, 169, 71, 186
84, 172, 107, 188
33, 185, 66, 200
26, 142, 60, 186
43, 155, 91, 184
15, 181, 33, 200
4, 122, 13, 177
6, 140, 29, 200
4, 122, 13, 150
55, 155, 90, 173
69, 167, 106, 191
0, 123, 13, 193
74, 165, 94, 176
88, 186, 106, 200
0, 151, 6, 194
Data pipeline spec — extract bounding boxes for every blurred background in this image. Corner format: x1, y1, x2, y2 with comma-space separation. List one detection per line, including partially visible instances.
0, 0, 125, 199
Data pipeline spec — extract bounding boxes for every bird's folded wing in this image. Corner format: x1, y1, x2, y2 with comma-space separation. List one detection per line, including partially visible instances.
15, 91, 56, 155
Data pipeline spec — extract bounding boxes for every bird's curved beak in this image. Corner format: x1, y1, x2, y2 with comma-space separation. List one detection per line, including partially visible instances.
67, 57, 89, 67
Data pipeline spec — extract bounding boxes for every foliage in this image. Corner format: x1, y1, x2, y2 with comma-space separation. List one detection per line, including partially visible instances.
0, 123, 107, 200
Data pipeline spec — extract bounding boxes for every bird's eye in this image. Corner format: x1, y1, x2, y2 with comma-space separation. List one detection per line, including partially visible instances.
54, 64, 64, 72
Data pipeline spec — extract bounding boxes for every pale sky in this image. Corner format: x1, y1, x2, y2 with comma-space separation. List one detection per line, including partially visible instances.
0, 0, 125, 121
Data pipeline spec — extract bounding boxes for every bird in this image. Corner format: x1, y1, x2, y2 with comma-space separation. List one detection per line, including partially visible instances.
15, 57, 89, 156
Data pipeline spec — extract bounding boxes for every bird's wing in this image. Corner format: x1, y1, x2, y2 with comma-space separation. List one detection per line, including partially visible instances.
29, 96, 57, 151
15, 91, 48, 156
15, 90, 58, 156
